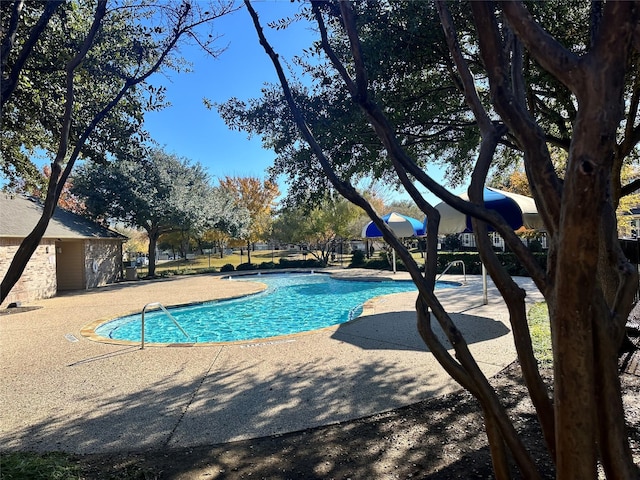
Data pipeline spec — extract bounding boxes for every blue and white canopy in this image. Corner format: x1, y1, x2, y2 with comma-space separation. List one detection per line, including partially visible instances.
362, 212, 425, 238
433, 187, 544, 234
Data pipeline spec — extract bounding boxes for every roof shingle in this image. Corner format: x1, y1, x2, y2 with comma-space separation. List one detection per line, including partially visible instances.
0, 194, 126, 240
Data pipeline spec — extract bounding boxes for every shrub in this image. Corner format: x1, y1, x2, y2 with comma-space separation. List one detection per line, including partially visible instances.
441, 234, 462, 251
528, 239, 543, 252
220, 263, 235, 272
258, 261, 277, 270
347, 249, 547, 277
350, 249, 366, 267
278, 258, 325, 269
236, 262, 258, 271
362, 258, 390, 270
436, 251, 547, 276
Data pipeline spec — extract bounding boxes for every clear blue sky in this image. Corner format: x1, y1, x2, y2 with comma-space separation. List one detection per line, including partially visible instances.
144, 1, 316, 188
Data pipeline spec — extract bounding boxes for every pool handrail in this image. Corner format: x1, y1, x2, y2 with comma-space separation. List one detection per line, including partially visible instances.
436, 260, 467, 284
141, 302, 191, 349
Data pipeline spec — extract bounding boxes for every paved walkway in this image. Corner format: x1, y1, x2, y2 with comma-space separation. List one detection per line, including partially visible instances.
0, 270, 543, 455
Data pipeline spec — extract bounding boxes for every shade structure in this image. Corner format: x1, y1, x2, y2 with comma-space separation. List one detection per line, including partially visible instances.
361, 212, 424, 274
362, 212, 425, 238
433, 187, 543, 235
432, 187, 543, 305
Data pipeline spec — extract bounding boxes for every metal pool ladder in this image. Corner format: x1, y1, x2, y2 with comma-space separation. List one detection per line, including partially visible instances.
437, 260, 467, 284
140, 302, 191, 349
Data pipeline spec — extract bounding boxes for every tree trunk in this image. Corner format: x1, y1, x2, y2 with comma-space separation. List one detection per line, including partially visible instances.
147, 228, 159, 277
0, 202, 56, 304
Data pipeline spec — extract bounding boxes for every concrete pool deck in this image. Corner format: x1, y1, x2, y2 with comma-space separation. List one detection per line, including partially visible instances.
0, 269, 543, 455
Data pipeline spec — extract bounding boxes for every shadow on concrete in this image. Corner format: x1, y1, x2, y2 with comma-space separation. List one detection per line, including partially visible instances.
72, 365, 559, 479
2, 348, 450, 455
331, 311, 511, 352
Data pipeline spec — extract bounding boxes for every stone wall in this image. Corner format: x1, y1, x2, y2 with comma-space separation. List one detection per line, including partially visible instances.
1, 238, 123, 308
0, 238, 57, 308
84, 239, 123, 288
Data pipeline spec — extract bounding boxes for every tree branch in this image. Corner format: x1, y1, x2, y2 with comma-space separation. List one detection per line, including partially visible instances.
621, 179, 640, 198
500, 0, 582, 92
471, 1, 562, 240
1, 0, 64, 109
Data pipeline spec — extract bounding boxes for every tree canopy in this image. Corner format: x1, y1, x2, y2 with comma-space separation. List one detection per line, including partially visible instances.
0, 0, 236, 303
218, 175, 280, 264
219, 0, 638, 208
72, 149, 244, 277
273, 194, 361, 264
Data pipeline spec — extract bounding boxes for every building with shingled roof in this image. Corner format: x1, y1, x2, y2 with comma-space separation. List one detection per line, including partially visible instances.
0, 194, 126, 307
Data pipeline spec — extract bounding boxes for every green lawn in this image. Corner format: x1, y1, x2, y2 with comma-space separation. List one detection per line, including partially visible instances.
134, 249, 355, 276
0, 452, 82, 480
528, 302, 553, 365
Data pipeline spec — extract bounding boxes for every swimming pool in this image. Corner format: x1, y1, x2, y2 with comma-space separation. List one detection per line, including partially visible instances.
94, 273, 455, 344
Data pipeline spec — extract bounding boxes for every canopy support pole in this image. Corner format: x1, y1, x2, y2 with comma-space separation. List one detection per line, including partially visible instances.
482, 263, 488, 305
392, 249, 396, 274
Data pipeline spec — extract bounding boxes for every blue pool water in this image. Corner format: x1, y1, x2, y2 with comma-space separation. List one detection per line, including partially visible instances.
95, 273, 455, 344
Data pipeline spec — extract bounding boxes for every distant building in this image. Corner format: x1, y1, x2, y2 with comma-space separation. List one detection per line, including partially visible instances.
622, 206, 640, 239
0, 195, 126, 307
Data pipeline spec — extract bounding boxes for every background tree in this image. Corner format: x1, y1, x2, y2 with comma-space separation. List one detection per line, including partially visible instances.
273, 194, 360, 264
73, 149, 223, 277
0, 0, 236, 304
243, 0, 640, 478
200, 229, 229, 258
218, 176, 279, 264
384, 199, 426, 221
617, 165, 640, 238
157, 231, 195, 260
116, 227, 149, 263
189, 187, 251, 257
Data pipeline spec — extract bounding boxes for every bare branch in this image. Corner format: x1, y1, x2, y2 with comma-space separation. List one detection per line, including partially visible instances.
436, 0, 493, 134
621, 179, 640, 198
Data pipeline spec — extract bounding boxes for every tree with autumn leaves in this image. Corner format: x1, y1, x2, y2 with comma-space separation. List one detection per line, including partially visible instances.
218, 176, 279, 264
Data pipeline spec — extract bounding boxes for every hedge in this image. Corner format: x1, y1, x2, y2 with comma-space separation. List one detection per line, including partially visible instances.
236, 262, 258, 271
353, 251, 547, 277
278, 258, 325, 269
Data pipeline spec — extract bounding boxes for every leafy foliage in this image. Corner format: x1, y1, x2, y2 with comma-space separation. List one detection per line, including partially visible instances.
1, 2, 149, 189
1, 0, 238, 303
218, 176, 279, 263
219, 0, 638, 210
349, 249, 365, 267
72, 148, 241, 276
272, 194, 361, 264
